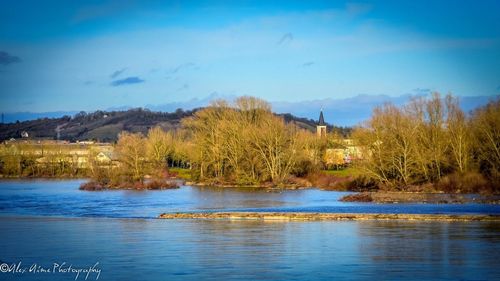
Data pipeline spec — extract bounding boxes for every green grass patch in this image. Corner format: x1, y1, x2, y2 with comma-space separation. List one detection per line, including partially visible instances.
169, 167, 192, 180
322, 168, 356, 177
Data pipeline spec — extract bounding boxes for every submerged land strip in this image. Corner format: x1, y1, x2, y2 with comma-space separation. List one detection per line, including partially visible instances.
158, 212, 500, 222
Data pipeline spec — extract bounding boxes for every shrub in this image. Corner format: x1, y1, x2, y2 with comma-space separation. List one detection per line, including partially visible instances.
145, 179, 179, 190
343, 176, 379, 192
340, 193, 373, 202
79, 181, 105, 191
436, 172, 489, 193
285, 175, 312, 188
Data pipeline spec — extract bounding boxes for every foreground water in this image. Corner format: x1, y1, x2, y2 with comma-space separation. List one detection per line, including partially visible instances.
0, 180, 499, 280
1, 216, 499, 281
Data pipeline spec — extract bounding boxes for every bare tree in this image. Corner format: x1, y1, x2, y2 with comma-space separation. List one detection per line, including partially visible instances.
446, 95, 472, 173
146, 127, 174, 170
471, 98, 500, 184
251, 116, 300, 184
115, 132, 147, 182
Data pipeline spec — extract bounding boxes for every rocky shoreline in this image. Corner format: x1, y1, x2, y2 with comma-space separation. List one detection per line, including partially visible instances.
158, 212, 500, 221
340, 192, 500, 204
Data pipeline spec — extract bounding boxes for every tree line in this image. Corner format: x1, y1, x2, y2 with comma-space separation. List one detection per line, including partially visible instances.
89, 96, 342, 187
2, 94, 498, 193
352, 93, 499, 193
0, 143, 89, 177
0, 97, 330, 186
181, 97, 312, 185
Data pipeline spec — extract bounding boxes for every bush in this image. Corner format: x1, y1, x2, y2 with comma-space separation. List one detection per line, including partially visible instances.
79, 178, 179, 191
79, 181, 105, 191
285, 175, 312, 188
436, 172, 489, 193
340, 192, 373, 202
343, 176, 379, 192
145, 179, 179, 190
306, 172, 351, 190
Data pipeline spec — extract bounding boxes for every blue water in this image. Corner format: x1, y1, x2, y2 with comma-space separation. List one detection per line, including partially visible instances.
0, 179, 499, 218
0, 180, 499, 281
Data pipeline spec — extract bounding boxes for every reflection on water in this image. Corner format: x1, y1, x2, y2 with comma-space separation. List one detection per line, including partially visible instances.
0, 180, 499, 218
0, 216, 499, 281
356, 221, 500, 280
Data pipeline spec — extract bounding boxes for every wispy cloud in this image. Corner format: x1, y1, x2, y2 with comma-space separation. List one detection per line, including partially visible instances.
412, 88, 432, 95
0, 51, 21, 65
277, 33, 293, 45
111, 76, 145, 86
110, 68, 127, 79
170, 63, 195, 74
301, 61, 315, 67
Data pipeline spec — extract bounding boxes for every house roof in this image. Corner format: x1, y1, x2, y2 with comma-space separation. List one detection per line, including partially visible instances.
97, 151, 119, 161
318, 110, 326, 126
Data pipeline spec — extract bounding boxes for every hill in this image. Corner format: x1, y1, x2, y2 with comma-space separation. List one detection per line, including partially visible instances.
0, 108, 351, 142
0, 108, 195, 142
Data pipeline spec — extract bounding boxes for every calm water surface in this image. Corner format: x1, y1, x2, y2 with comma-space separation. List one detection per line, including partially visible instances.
0, 180, 499, 281
0, 179, 498, 218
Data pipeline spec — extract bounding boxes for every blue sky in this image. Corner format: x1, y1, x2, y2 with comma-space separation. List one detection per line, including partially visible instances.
0, 0, 499, 113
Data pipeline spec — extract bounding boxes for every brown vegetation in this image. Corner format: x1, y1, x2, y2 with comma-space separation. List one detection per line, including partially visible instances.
79, 179, 179, 191
340, 193, 373, 202
352, 93, 500, 194
0, 142, 104, 178
340, 191, 500, 204
306, 172, 351, 190
3, 94, 499, 195
181, 97, 319, 186
0, 108, 333, 142
79, 125, 189, 189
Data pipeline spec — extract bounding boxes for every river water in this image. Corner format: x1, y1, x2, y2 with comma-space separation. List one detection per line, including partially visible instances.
0, 180, 499, 280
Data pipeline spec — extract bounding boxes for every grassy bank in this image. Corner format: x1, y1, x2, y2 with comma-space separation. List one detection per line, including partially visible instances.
321, 168, 357, 177
168, 167, 192, 180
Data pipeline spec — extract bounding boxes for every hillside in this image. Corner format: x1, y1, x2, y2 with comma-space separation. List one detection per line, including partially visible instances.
0, 108, 351, 142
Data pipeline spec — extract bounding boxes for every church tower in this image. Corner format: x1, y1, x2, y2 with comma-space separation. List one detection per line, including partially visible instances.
317, 109, 327, 138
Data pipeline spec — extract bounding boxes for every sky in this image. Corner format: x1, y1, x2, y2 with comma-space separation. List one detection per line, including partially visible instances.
0, 0, 499, 113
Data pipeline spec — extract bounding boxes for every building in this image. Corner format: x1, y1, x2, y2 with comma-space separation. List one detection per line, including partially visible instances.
316, 110, 327, 138
95, 151, 118, 163
314, 109, 363, 168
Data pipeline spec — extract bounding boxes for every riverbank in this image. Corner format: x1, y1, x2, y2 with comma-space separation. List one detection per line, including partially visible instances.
158, 212, 500, 221
184, 170, 350, 190
340, 192, 500, 204
0, 175, 88, 179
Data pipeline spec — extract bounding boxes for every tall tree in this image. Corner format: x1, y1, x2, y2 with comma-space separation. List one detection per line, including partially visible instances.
471, 99, 500, 185
115, 132, 147, 182
146, 127, 174, 170
446, 95, 472, 173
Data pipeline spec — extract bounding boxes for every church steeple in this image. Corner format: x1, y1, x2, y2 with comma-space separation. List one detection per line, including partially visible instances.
316, 109, 327, 137
318, 110, 325, 126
